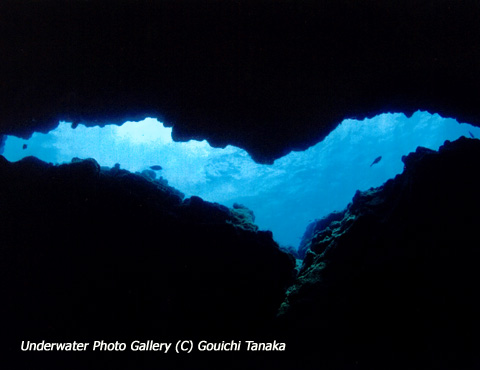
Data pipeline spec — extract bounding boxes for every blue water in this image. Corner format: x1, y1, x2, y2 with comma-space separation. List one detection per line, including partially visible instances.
2, 111, 479, 249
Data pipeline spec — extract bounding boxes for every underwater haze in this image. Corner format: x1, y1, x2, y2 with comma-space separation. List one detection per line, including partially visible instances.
3, 111, 479, 249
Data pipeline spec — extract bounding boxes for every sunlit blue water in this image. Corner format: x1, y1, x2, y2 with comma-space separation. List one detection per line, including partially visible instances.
2, 111, 479, 249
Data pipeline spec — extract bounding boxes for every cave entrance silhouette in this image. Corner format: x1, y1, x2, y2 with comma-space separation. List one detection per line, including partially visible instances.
2, 111, 479, 250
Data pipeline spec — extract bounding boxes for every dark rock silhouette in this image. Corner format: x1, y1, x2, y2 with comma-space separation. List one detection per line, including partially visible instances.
278, 137, 480, 369
0, 156, 295, 369
1, 138, 480, 370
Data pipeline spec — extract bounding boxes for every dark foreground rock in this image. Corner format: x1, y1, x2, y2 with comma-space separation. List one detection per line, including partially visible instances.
3, 137, 480, 370
0, 156, 294, 369
278, 137, 480, 369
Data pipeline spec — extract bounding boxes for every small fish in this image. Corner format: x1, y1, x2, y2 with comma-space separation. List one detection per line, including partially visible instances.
150, 165, 163, 171
22, 144, 27, 150
370, 156, 382, 167
469, 131, 475, 139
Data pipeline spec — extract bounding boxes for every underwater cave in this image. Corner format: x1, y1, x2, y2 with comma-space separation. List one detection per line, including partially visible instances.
2, 111, 479, 252
2, 110, 480, 370
3, 2, 480, 370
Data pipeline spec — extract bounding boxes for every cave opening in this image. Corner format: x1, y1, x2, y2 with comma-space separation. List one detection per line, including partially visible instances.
2, 111, 479, 251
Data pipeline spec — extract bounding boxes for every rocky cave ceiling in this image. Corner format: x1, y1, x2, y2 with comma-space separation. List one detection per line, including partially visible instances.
1, 1, 480, 163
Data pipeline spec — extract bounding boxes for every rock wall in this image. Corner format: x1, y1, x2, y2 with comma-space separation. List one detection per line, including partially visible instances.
0, 155, 295, 368
2, 137, 480, 370
278, 137, 480, 369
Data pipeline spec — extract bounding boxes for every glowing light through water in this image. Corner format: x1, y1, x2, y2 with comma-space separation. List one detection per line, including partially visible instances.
3, 112, 480, 249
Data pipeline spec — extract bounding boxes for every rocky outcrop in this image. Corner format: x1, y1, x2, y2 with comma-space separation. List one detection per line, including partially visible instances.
2, 2, 480, 163
0, 156, 295, 357
298, 210, 346, 259
229, 203, 258, 232
278, 137, 480, 369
